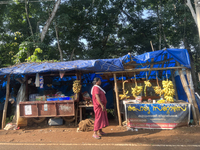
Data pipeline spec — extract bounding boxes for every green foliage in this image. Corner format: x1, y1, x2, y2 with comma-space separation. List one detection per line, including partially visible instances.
6, 115, 14, 124
0, 0, 199, 73
106, 109, 115, 116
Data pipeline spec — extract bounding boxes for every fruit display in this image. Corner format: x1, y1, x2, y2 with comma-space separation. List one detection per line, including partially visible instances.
119, 80, 130, 100
73, 80, 82, 94
153, 76, 163, 96
131, 86, 143, 98
144, 80, 152, 96
161, 80, 175, 102
131, 76, 143, 98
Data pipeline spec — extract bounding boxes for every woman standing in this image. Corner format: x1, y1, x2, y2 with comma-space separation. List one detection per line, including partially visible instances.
91, 77, 109, 139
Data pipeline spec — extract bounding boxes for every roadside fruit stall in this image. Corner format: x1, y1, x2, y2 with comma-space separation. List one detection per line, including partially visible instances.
98, 48, 200, 128
0, 59, 124, 129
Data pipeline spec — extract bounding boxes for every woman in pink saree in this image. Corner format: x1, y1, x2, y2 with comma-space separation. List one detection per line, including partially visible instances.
91, 77, 109, 139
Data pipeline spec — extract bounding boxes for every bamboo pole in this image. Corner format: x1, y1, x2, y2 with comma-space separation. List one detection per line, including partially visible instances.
186, 69, 200, 125
170, 70, 179, 101
113, 73, 122, 126
75, 73, 79, 126
150, 41, 154, 51
97, 66, 187, 74
2, 75, 10, 129
178, 68, 198, 125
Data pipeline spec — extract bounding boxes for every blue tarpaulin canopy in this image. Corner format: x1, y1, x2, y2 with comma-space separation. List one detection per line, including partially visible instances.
119, 48, 191, 80
121, 48, 190, 68
0, 58, 124, 75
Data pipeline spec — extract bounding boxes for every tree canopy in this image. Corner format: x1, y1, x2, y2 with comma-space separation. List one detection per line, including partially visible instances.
0, 0, 199, 71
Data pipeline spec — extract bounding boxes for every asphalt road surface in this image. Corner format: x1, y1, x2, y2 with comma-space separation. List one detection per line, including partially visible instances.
0, 143, 200, 150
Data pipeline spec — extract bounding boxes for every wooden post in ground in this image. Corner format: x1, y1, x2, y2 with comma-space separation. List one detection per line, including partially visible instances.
178, 68, 198, 125
113, 73, 122, 126
2, 75, 10, 129
186, 69, 200, 125
171, 70, 179, 101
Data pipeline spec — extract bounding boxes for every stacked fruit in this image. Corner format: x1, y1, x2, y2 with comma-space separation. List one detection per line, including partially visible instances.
162, 80, 175, 102
73, 80, 82, 94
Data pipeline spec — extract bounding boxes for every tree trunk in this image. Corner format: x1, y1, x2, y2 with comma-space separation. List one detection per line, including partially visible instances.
157, 4, 161, 50
186, 0, 197, 25
25, 0, 35, 43
41, 0, 61, 42
55, 23, 63, 61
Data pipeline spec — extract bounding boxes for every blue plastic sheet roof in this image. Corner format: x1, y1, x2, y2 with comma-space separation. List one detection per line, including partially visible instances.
121, 48, 191, 68
120, 48, 191, 80
0, 48, 190, 77
0, 58, 124, 75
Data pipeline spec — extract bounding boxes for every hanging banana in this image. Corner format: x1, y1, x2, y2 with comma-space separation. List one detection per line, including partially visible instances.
119, 80, 130, 100
73, 80, 82, 94
144, 80, 152, 96
131, 75, 143, 98
161, 80, 175, 102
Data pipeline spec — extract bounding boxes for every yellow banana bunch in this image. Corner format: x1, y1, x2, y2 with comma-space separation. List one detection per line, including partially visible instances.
73, 80, 82, 94
144, 80, 152, 87
153, 86, 162, 96
157, 100, 166, 103
131, 86, 143, 98
164, 96, 174, 102
144, 80, 152, 96
162, 80, 175, 102
119, 90, 130, 100
119, 80, 130, 100
136, 86, 143, 95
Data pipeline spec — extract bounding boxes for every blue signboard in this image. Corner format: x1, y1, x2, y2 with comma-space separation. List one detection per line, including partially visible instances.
125, 103, 190, 129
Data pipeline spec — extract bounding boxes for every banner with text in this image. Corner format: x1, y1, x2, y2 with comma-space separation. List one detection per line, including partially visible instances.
125, 103, 190, 129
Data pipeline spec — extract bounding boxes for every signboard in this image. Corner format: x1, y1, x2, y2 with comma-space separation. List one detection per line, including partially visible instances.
24, 105, 32, 115
125, 103, 190, 129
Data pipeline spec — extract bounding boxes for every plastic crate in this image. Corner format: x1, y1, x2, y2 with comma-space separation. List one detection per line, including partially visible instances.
59, 97, 71, 101
47, 97, 59, 101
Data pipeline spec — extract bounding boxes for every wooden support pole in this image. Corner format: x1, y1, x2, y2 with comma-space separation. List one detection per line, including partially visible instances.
186, 69, 200, 125
2, 75, 10, 129
178, 68, 198, 125
75, 73, 80, 126
25, 75, 29, 101
171, 70, 179, 101
113, 73, 122, 126
147, 58, 154, 78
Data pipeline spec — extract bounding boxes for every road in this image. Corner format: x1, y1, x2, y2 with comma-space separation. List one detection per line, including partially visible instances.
0, 143, 200, 150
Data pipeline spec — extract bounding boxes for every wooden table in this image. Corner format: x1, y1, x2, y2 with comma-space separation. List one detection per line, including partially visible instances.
79, 104, 93, 121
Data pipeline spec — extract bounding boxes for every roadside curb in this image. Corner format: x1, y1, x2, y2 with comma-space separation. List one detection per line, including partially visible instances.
0, 143, 200, 147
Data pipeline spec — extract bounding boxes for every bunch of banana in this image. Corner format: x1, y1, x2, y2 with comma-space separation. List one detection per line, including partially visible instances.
73, 80, 82, 94
165, 96, 174, 102
153, 86, 162, 95
162, 80, 175, 102
119, 90, 130, 100
131, 86, 143, 98
144, 80, 152, 87
119, 80, 130, 100
157, 99, 166, 103
144, 80, 152, 96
